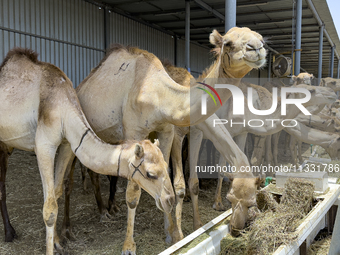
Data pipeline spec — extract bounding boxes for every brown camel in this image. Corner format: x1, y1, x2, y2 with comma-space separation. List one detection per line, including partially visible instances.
0, 48, 174, 255
63, 27, 267, 249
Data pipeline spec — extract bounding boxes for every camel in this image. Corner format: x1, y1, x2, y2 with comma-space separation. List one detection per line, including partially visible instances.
292, 72, 314, 85
61, 27, 267, 247
154, 63, 336, 235
320, 77, 340, 92
0, 48, 175, 255
282, 77, 340, 164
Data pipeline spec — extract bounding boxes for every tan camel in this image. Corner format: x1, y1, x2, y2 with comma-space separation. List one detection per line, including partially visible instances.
284, 77, 340, 164
292, 72, 314, 85
0, 48, 175, 255
62, 27, 267, 246
161, 62, 336, 235
320, 77, 340, 92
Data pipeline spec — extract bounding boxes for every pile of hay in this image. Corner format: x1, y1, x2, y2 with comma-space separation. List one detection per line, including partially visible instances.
308, 236, 332, 255
221, 178, 315, 255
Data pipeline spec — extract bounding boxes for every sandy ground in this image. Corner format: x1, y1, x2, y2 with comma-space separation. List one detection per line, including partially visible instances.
0, 149, 228, 255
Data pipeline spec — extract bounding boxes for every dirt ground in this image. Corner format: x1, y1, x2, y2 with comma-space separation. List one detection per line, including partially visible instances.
0, 149, 228, 255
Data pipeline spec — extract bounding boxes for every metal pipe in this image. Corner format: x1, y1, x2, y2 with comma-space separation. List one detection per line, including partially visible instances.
225, 0, 236, 33
185, 0, 190, 72
104, 8, 110, 51
294, 0, 302, 75
318, 25, 324, 85
330, 46, 335, 78
305, 0, 339, 60
268, 52, 272, 81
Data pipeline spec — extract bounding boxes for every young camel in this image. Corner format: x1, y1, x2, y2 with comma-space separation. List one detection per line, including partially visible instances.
63, 27, 267, 246
0, 48, 175, 255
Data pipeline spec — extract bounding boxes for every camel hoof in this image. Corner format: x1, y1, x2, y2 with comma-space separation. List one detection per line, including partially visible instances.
121, 250, 136, 255
5, 227, 17, 242
193, 222, 203, 231
54, 242, 68, 255
213, 202, 227, 211
108, 204, 120, 214
61, 228, 77, 241
165, 234, 172, 244
100, 211, 114, 222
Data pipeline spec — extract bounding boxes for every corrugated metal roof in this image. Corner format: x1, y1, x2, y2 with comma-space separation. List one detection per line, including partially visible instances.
88, 0, 340, 77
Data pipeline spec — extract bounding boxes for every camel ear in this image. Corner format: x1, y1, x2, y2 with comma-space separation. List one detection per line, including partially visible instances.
210, 29, 223, 47
134, 144, 144, 159
154, 139, 160, 147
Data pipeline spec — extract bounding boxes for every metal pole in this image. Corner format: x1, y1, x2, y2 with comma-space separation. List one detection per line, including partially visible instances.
337, 59, 340, 79
225, 0, 236, 33
294, 0, 302, 75
268, 52, 272, 81
318, 25, 324, 85
104, 8, 110, 51
185, 0, 190, 72
330, 46, 335, 78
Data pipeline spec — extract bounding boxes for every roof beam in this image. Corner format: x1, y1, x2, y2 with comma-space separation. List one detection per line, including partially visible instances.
193, 0, 225, 21
166, 15, 314, 30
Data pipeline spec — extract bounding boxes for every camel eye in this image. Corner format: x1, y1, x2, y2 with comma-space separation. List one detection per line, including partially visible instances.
147, 172, 158, 180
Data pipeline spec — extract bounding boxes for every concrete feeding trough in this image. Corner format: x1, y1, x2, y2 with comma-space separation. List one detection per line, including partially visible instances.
160, 181, 340, 255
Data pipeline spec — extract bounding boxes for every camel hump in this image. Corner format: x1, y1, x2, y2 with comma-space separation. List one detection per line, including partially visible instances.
0, 47, 39, 71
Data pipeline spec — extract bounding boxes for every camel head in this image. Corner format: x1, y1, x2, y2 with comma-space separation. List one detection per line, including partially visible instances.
320, 77, 340, 92
292, 72, 314, 85
209, 27, 266, 78
123, 140, 175, 214
227, 176, 263, 236
294, 84, 337, 107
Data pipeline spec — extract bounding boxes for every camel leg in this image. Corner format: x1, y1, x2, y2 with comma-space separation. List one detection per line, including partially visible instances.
265, 135, 274, 166
289, 136, 298, 165
53, 142, 75, 251
122, 180, 141, 255
284, 132, 290, 155
61, 157, 77, 242
213, 155, 227, 211
86, 170, 113, 222
272, 131, 281, 166
156, 127, 176, 244
35, 136, 58, 255
0, 143, 16, 242
251, 135, 266, 166
80, 163, 87, 191
211, 133, 246, 211
188, 127, 203, 230
234, 134, 247, 152
107, 176, 120, 214
297, 140, 303, 163
170, 128, 186, 243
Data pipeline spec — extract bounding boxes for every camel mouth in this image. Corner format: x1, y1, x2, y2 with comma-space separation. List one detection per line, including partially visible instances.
244, 58, 266, 69
155, 197, 165, 212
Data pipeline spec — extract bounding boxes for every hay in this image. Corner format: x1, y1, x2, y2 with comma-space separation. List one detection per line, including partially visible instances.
308, 236, 332, 255
221, 178, 315, 255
